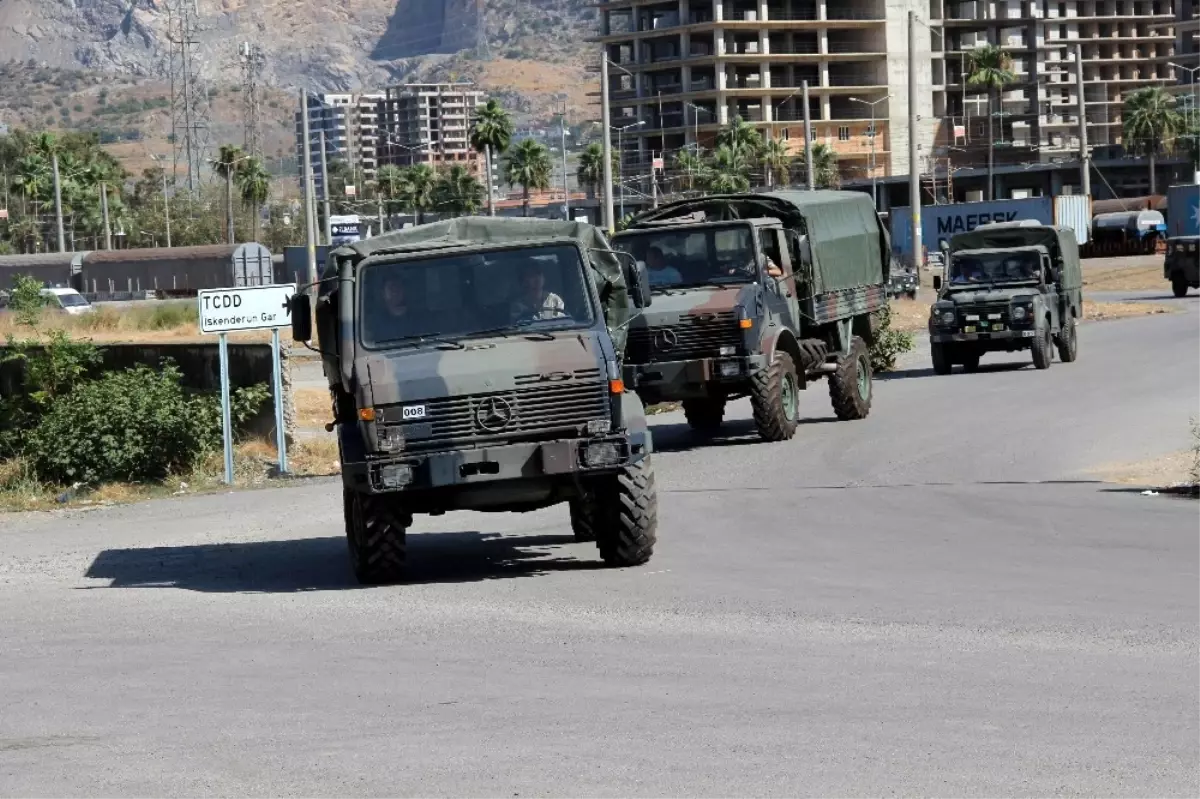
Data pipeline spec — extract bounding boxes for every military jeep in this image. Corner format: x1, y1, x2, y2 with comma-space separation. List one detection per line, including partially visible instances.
289, 217, 659, 585
611, 191, 891, 442
929, 221, 1083, 374
1164, 235, 1198, 297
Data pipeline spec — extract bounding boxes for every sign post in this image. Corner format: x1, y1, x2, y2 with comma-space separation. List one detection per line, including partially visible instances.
198, 283, 297, 484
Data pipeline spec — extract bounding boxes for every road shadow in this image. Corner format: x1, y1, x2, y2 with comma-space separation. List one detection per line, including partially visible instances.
652, 416, 838, 453
83, 531, 600, 593
1098, 485, 1199, 499
880, 361, 1030, 381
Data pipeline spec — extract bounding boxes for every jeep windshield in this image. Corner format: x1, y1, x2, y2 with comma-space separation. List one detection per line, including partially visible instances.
948, 249, 1041, 287
358, 243, 596, 349
612, 224, 756, 291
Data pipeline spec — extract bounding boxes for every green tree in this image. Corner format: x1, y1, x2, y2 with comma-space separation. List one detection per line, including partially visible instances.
705, 144, 751, 193
673, 148, 708, 193
375, 164, 408, 217
761, 138, 792, 188
504, 138, 553, 217
236, 156, 272, 240
469, 99, 514, 216
433, 164, 484, 217
799, 143, 841, 189
1122, 86, 1183, 196
209, 144, 246, 243
716, 116, 764, 162
576, 142, 615, 199
966, 44, 1016, 201
401, 164, 438, 224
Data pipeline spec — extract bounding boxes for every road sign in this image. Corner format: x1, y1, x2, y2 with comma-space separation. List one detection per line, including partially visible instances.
197, 283, 295, 484
198, 283, 295, 335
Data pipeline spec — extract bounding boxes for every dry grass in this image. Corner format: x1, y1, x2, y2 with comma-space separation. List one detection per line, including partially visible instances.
0, 303, 273, 344
0, 437, 340, 514
1082, 265, 1166, 293
888, 295, 933, 333
293, 387, 333, 430
1082, 300, 1177, 321
1088, 450, 1197, 489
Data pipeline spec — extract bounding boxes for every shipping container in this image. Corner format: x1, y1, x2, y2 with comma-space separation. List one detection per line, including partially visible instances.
1167, 183, 1200, 238
1053, 194, 1092, 245
889, 197, 1054, 262
78, 243, 274, 298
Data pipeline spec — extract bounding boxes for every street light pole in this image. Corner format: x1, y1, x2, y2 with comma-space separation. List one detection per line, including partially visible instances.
850, 95, 891, 208
319, 128, 332, 245
559, 102, 570, 220
51, 153, 65, 253
802, 80, 814, 190
300, 88, 318, 294
907, 10, 923, 270
601, 53, 615, 234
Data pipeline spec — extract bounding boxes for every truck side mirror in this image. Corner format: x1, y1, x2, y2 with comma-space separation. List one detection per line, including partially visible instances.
627, 260, 652, 309
289, 292, 313, 342
932, 275, 943, 291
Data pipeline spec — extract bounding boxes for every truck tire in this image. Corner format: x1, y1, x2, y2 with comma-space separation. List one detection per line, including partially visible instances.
750, 351, 800, 441
931, 342, 952, 375
828, 336, 872, 420
568, 495, 597, 542
344, 488, 410, 585
592, 457, 657, 567
683, 398, 725, 433
1172, 275, 1189, 298
1056, 314, 1078, 363
960, 351, 981, 373
1031, 321, 1053, 370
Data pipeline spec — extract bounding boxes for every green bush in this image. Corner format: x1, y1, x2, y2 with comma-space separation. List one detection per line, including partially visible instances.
7, 274, 48, 325
0, 330, 102, 458
25, 360, 269, 485
868, 305, 915, 373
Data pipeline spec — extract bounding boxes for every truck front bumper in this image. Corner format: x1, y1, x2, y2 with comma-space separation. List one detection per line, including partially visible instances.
345, 435, 642, 494
930, 329, 1036, 344
624, 354, 768, 392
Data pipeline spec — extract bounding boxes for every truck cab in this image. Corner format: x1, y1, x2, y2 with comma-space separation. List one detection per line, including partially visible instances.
1164, 235, 1198, 297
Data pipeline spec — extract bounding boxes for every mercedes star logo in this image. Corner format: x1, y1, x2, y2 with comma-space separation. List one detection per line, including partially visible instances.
474, 396, 514, 432
654, 329, 678, 350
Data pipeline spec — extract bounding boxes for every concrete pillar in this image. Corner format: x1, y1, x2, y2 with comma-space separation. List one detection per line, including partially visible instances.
817, 0, 827, 20
683, 64, 693, 91
759, 0, 769, 21
819, 29, 828, 55
716, 26, 726, 55
713, 0, 723, 22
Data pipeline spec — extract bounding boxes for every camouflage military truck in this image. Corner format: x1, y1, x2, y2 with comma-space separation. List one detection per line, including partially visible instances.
929, 220, 1082, 374
1164, 235, 1198, 297
610, 191, 890, 442
288, 217, 658, 585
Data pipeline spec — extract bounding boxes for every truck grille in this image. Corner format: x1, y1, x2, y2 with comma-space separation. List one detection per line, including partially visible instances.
627, 311, 742, 363
959, 303, 1010, 328
379, 369, 609, 453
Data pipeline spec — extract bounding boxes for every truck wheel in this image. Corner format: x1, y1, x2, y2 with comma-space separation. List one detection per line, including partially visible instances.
344, 488, 410, 585
749, 351, 800, 442
1056, 315, 1078, 363
828, 336, 872, 420
592, 457, 657, 567
1031, 322, 1053, 370
683, 398, 725, 433
1172, 276, 1189, 298
568, 495, 597, 542
931, 342, 952, 375
960, 351, 981, 373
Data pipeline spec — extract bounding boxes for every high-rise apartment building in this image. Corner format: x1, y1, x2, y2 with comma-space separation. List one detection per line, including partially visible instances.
596, 0, 938, 184
376, 83, 485, 170
295, 92, 385, 194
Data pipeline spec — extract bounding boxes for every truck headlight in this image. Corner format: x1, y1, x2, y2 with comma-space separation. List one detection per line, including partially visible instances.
1012, 305, 1027, 321
940, 310, 955, 325
379, 463, 413, 489
582, 441, 623, 468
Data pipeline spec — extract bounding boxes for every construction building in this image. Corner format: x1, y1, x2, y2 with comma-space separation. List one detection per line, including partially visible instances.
375, 83, 485, 170
294, 93, 385, 195
596, 0, 938, 188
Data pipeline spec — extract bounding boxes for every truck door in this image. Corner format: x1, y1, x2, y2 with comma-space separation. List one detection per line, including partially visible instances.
759, 227, 800, 333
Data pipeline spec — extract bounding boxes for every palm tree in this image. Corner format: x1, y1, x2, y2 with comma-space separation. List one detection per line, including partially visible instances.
576, 142, 615, 199
209, 144, 246, 243
798, 143, 841, 189
673, 148, 708, 193
504, 138, 553, 217
236, 156, 271, 240
469, 99, 514, 216
401, 164, 437, 224
716, 116, 764, 161
966, 44, 1016, 201
1123, 87, 1183, 196
761, 139, 792, 188
375, 164, 407, 218
706, 144, 752, 193
434, 165, 484, 217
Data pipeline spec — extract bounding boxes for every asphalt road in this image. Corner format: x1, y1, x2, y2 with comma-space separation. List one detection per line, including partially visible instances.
1, 299, 1197, 796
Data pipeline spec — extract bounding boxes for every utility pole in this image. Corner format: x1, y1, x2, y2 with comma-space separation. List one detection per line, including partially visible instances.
225, 162, 235, 245
99, 182, 112, 250
1074, 43, 1091, 198
802, 80, 814, 191
161, 168, 172, 248
559, 102, 570, 220
907, 11, 923, 270
300, 89, 318, 293
651, 152, 658, 208
51, 153, 65, 253
600, 52, 615, 234
377, 195, 385, 236
319, 128, 332, 245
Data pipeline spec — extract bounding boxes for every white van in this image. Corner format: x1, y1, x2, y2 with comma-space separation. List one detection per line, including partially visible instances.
40, 287, 93, 315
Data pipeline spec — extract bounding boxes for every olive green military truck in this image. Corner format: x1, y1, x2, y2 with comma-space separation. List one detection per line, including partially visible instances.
1164, 235, 1198, 297
289, 217, 658, 585
610, 191, 891, 442
929, 221, 1082, 374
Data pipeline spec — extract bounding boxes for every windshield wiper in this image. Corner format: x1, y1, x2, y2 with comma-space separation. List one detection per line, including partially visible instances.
461, 318, 564, 341
374, 333, 465, 350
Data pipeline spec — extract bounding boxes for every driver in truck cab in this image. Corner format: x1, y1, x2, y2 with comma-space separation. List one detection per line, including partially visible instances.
510, 259, 568, 322
644, 246, 683, 287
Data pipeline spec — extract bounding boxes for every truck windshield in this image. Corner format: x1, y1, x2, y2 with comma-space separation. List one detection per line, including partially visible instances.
612, 224, 756, 290
948, 250, 1041, 286
359, 243, 595, 348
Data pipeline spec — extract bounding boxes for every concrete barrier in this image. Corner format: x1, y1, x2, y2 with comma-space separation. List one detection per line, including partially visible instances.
0, 341, 295, 443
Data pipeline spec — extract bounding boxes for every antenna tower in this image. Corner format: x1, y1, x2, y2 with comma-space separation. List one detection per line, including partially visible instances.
239, 41, 266, 159
165, 0, 211, 193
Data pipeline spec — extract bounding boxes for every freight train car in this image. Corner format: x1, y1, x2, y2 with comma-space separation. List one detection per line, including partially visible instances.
0, 252, 87, 292
77, 243, 274, 299
1086, 210, 1167, 257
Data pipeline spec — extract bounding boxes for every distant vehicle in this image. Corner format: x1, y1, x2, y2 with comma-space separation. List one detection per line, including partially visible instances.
40, 287, 93, 315
1164, 235, 1198, 297
887, 267, 918, 300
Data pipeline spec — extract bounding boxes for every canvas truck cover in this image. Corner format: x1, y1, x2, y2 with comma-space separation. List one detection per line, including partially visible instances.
625, 190, 889, 295
323, 216, 633, 351
947, 222, 1081, 291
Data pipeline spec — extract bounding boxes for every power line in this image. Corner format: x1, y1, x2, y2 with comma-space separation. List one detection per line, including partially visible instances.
164, 0, 211, 194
